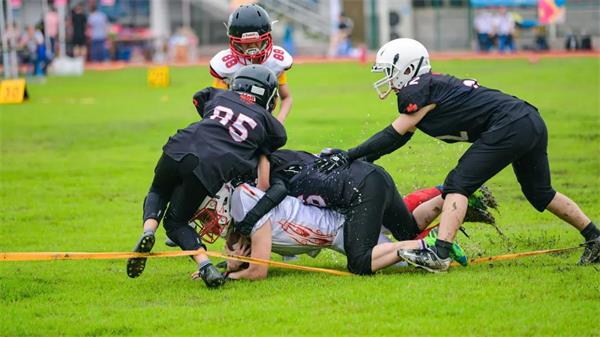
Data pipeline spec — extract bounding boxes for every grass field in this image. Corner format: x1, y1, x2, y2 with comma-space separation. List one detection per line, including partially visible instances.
1, 57, 599, 337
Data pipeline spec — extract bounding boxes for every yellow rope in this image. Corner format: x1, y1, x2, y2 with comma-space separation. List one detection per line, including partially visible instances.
0, 250, 353, 276
1, 244, 583, 275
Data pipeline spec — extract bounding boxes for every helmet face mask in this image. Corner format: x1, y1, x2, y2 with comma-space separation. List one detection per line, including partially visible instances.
227, 4, 273, 64
372, 62, 402, 99
192, 183, 234, 244
229, 32, 273, 64
372, 38, 432, 100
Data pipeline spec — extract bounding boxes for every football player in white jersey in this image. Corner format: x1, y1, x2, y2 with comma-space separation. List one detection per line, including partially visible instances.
209, 4, 294, 124
207, 184, 457, 280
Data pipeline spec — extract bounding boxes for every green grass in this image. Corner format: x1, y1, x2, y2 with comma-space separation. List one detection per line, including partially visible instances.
1, 58, 599, 337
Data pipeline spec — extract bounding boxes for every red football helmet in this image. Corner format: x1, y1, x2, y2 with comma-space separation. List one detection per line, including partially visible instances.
191, 183, 234, 244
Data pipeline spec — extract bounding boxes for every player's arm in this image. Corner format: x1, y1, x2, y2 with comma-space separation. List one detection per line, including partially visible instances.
276, 79, 293, 124
233, 177, 288, 236
257, 155, 270, 191
212, 78, 229, 90
348, 104, 435, 160
315, 104, 434, 172
227, 220, 272, 280
262, 115, 288, 155
192, 87, 223, 118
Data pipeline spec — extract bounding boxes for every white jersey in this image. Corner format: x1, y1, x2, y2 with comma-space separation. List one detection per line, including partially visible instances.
230, 184, 392, 258
209, 45, 293, 85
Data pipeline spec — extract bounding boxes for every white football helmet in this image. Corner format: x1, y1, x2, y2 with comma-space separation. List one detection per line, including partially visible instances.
372, 38, 432, 99
191, 183, 234, 244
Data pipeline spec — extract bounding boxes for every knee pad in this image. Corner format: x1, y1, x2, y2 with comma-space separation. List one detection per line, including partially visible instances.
521, 184, 556, 212
143, 192, 168, 223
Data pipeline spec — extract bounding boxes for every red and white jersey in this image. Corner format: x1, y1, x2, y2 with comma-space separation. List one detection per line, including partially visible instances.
230, 184, 393, 257
231, 184, 345, 257
209, 45, 293, 85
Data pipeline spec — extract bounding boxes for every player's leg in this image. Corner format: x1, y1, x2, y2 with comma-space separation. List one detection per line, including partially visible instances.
342, 172, 390, 275
400, 118, 536, 271
411, 195, 444, 230
127, 153, 180, 278
402, 186, 443, 212
376, 168, 422, 241
513, 112, 599, 264
162, 155, 225, 287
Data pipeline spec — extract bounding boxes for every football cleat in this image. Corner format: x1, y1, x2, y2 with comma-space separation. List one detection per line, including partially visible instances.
126, 231, 155, 278
578, 236, 600, 265
198, 264, 226, 288
465, 185, 498, 225
423, 228, 468, 266
397, 247, 452, 273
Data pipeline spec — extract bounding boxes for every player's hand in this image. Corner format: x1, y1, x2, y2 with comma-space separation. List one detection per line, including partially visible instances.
315, 150, 350, 174
318, 148, 344, 158
234, 219, 255, 236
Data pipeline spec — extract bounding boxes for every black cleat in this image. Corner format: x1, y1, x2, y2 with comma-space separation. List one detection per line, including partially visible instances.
198, 264, 226, 288
126, 232, 155, 278
578, 237, 600, 265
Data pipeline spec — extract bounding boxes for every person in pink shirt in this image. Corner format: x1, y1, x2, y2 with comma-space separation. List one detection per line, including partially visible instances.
44, 5, 59, 56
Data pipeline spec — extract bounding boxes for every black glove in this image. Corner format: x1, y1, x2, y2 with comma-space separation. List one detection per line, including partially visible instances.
314, 150, 351, 174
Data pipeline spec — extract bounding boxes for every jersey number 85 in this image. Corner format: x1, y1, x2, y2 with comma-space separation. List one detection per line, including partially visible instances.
210, 106, 257, 142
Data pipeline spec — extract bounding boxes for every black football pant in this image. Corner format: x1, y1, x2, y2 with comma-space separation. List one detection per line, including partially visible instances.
143, 153, 208, 251
343, 166, 419, 275
443, 111, 556, 211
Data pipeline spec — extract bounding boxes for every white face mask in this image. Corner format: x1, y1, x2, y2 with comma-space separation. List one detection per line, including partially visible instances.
372, 63, 400, 99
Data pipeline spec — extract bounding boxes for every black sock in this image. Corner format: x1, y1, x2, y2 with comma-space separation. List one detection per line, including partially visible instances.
580, 222, 600, 241
434, 239, 453, 259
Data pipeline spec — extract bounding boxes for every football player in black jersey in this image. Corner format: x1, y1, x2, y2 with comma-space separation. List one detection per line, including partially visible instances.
126, 65, 286, 286
316, 38, 599, 271
231, 149, 461, 275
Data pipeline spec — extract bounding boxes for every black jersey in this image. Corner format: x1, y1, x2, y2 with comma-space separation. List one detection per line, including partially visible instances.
163, 88, 287, 195
269, 150, 376, 211
397, 72, 535, 143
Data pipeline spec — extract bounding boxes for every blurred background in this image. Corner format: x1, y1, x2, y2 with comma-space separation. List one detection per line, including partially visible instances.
0, 0, 598, 77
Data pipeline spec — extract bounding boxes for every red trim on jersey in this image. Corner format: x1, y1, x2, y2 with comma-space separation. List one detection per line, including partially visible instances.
240, 184, 258, 198
209, 66, 225, 80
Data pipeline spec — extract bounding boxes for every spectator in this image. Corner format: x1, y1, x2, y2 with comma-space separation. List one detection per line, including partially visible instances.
88, 5, 109, 62
44, 5, 59, 57
18, 25, 37, 75
494, 7, 515, 53
33, 23, 48, 76
474, 9, 493, 52
71, 3, 87, 58
282, 20, 295, 56
534, 25, 549, 51
329, 12, 354, 57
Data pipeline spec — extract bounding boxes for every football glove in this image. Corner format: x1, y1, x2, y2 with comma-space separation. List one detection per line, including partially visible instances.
314, 150, 351, 174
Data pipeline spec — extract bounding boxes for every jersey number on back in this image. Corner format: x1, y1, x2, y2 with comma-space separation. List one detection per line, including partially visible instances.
210, 106, 258, 142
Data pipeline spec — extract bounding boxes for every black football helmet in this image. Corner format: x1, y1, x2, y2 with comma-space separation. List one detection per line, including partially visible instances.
230, 65, 279, 113
227, 4, 273, 64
